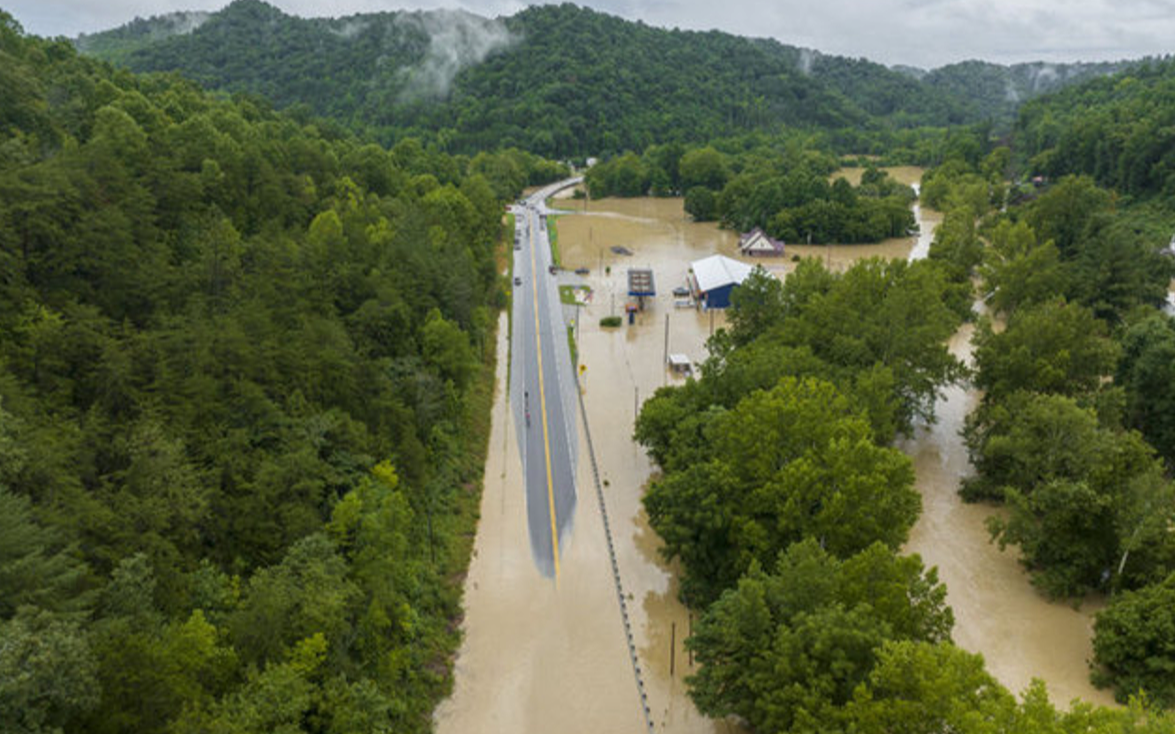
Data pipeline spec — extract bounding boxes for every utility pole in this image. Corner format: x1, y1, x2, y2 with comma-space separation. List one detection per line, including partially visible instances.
663, 313, 669, 386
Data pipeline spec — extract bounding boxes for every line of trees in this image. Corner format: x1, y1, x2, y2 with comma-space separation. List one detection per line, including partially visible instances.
584, 138, 917, 244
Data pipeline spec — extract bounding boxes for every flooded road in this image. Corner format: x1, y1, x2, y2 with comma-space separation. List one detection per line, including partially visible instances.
439, 170, 1108, 733
435, 311, 643, 734
555, 195, 740, 733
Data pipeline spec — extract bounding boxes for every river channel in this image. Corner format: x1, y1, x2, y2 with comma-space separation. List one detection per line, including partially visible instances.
436, 169, 1110, 734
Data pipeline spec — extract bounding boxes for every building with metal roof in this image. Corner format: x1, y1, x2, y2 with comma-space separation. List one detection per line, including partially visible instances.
688, 254, 755, 310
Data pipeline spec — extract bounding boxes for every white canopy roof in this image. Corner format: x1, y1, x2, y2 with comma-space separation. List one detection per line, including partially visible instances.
691, 255, 754, 293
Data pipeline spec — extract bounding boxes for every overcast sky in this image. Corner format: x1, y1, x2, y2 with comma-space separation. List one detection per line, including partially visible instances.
6, 0, 1174, 68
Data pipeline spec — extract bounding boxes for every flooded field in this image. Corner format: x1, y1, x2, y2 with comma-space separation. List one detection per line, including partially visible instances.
439, 169, 1109, 733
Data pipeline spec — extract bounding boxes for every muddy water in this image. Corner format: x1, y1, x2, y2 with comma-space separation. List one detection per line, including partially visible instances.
440, 170, 1106, 733
555, 185, 1112, 709
435, 311, 643, 734
897, 180, 1113, 706
555, 195, 740, 733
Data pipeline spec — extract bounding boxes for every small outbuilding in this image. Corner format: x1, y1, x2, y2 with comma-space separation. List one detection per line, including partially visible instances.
738, 227, 785, 257
688, 254, 755, 310
667, 353, 693, 376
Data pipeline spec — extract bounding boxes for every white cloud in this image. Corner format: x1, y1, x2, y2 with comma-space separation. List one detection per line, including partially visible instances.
6, 0, 1173, 67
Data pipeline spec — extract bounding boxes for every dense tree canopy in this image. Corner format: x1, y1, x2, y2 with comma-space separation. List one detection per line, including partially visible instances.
76, 2, 992, 157
1117, 314, 1175, 467
643, 376, 920, 605
971, 298, 1120, 404
0, 14, 530, 732
1017, 58, 1175, 199
1093, 572, 1175, 707
687, 540, 952, 732
636, 255, 966, 606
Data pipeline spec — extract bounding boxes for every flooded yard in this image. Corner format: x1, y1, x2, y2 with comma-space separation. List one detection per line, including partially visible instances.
438, 169, 1110, 733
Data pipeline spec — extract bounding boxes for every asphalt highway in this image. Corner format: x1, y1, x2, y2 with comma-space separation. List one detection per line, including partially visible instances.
509, 179, 582, 579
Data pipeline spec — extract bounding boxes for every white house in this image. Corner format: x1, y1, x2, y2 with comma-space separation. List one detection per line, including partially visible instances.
738, 228, 785, 257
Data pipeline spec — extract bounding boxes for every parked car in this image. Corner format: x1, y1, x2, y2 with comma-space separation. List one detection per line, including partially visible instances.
672, 286, 690, 297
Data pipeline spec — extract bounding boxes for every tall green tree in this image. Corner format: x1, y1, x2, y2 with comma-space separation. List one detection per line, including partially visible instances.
687, 540, 952, 733
1117, 313, 1175, 466
971, 298, 1119, 404
644, 377, 920, 604
1093, 572, 1175, 707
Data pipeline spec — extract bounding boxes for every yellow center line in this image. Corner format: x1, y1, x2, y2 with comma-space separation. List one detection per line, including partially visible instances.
528, 207, 561, 582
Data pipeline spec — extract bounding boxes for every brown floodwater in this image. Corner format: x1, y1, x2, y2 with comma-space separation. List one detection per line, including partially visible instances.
438, 170, 1109, 734
435, 311, 644, 734
899, 317, 1115, 708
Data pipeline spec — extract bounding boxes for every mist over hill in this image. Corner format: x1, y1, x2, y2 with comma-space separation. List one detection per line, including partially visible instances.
70, 1, 1148, 156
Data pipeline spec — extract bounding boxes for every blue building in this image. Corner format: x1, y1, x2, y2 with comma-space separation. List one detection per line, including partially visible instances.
688, 255, 755, 310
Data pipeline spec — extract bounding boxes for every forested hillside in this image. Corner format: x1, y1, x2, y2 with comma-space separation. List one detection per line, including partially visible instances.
76, 0, 975, 156
1016, 57, 1175, 199
0, 11, 552, 731
78, 2, 1140, 159
913, 59, 1132, 124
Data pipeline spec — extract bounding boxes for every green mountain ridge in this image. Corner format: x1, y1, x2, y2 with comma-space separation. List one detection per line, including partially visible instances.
917, 58, 1139, 122
55, 0, 1095, 156
1015, 56, 1175, 198
73, 0, 1148, 158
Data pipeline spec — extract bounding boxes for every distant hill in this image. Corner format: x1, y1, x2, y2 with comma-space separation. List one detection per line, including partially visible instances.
911, 59, 1135, 123
73, 1, 970, 154
75, 10, 212, 63
1014, 57, 1175, 198
75, 0, 1131, 156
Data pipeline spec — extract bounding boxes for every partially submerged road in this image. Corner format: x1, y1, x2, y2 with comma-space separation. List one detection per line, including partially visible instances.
510, 179, 582, 578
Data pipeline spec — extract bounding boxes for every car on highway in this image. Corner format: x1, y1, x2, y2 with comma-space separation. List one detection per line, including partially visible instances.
514, 276, 522, 286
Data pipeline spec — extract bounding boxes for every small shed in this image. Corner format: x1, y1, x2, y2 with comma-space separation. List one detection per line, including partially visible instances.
667, 353, 693, 376
738, 228, 785, 257
688, 255, 755, 310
